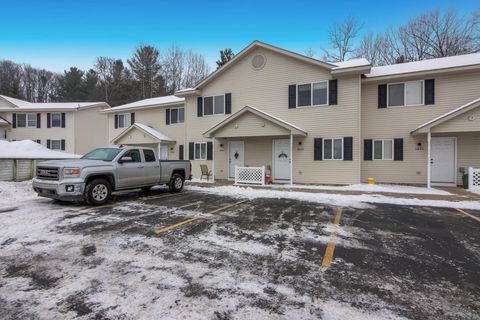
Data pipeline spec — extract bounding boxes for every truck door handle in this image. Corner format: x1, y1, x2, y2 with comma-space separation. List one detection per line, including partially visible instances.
138, 166, 144, 168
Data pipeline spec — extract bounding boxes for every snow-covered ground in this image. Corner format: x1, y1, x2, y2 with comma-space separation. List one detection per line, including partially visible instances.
0, 140, 79, 159
186, 185, 480, 210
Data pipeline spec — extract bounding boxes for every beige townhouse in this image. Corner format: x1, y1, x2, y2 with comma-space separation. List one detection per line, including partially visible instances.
101, 95, 186, 160
0, 95, 109, 154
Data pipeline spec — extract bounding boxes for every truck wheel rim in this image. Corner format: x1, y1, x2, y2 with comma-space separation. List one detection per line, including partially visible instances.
92, 184, 108, 201
174, 177, 183, 189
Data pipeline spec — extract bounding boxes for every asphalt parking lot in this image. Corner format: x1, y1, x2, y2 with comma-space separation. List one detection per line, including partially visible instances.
1, 187, 479, 319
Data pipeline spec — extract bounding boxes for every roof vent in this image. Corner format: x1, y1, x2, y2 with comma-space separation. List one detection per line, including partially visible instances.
251, 54, 266, 70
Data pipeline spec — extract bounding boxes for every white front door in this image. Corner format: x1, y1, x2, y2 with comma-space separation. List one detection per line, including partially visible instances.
273, 139, 291, 182
160, 145, 169, 160
228, 141, 244, 179
431, 137, 456, 184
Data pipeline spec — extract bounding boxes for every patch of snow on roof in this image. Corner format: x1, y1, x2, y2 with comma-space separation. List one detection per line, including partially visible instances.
134, 123, 174, 141
0, 140, 80, 159
332, 58, 371, 69
108, 95, 184, 111
366, 52, 480, 78
0, 95, 104, 110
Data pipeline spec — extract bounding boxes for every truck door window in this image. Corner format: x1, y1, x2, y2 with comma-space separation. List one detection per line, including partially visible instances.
122, 149, 141, 162
143, 149, 156, 162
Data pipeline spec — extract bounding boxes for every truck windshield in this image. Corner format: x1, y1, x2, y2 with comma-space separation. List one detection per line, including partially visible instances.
81, 148, 123, 161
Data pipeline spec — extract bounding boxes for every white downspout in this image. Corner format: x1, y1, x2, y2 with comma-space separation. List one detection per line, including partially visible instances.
290, 133, 293, 185
427, 131, 431, 188
212, 137, 215, 182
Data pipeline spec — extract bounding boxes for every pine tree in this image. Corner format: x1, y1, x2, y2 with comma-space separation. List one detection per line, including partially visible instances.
216, 48, 235, 69
55, 67, 85, 101
128, 45, 164, 98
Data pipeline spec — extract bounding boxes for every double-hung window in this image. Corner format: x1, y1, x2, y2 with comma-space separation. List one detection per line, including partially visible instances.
50, 140, 62, 150
323, 138, 343, 160
118, 113, 131, 128
51, 113, 62, 127
297, 81, 328, 107
388, 80, 424, 107
17, 113, 37, 128
373, 139, 393, 160
170, 107, 185, 124
194, 142, 207, 160
203, 95, 225, 116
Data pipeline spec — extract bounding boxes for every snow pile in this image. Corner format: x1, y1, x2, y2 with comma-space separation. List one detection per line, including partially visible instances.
269, 183, 451, 195
186, 185, 480, 210
0, 140, 79, 159
0, 180, 37, 206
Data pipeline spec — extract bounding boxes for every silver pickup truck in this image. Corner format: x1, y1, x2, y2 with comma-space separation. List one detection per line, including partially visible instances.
32, 146, 191, 205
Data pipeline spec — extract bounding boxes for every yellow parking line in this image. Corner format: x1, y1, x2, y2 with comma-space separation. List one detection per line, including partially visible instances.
154, 199, 248, 235
141, 192, 185, 201
455, 208, 480, 223
322, 207, 343, 268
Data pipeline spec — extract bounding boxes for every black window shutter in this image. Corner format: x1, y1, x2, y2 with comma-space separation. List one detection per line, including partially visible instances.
166, 109, 171, 125
364, 139, 373, 160
179, 145, 184, 160
12, 113, 16, 128
314, 138, 323, 160
36, 113, 41, 128
189, 142, 195, 160
225, 93, 232, 114
47, 113, 51, 128
197, 97, 203, 117
425, 79, 435, 105
130, 112, 135, 125
61, 139, 66, 151
329, 79, 338, 105
36, 139, 41, 144
206, 141, 213, 160
378, 84, 387, 108
343, 137, 353, 161
288, 85, 296, 108
394, 138, 404, 161
47, 139, 51, 149
114, 114, 118, 129
61, 113, 66, 128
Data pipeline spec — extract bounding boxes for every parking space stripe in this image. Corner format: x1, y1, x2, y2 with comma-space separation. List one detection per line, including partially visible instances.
322, 207, 343, 268
154, 199, 248, 235
455, 208, 480, 223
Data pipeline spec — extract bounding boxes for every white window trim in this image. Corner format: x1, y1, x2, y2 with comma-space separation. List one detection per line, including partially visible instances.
50, 139, 62, 150
17, 113, 37, 128
296, 80, 329, 108
387, 80, 424, 107
203, 94, 225, 116
373, 139, 394, 160
323, 137, 343, 160
50, 112, 62, 127
169, 107, 185, 124
194, 142, 207, 160
118, 113, 131, 128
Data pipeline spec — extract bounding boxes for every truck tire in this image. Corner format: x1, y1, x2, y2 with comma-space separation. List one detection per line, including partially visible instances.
169, 173, 184, 193
84, 178, 111, 206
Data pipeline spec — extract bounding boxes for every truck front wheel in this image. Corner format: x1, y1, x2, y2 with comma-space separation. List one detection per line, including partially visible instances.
169, 174, 184, 193
84, 179, 111, 206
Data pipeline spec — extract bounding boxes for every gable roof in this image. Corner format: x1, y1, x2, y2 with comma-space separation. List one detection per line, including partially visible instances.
111, 123, 174, 144
102, 95, 184, 113
0, 95, 109, 111
365, 53, 480, 79
411, 97, 480, 134
203, 105, 307, 137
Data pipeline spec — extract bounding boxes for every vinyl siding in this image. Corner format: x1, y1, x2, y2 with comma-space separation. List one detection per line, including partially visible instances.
211, 112, 290, 138
74, 106, 108, 154
361, 70, 480, 184
186, 47, 362, 184
431, 107, 480, 133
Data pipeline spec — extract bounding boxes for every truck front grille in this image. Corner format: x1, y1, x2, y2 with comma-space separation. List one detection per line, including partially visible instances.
36, 167, 59, 180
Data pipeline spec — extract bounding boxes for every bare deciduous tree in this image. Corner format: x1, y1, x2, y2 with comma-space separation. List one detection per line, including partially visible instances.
322, 17, 362, 62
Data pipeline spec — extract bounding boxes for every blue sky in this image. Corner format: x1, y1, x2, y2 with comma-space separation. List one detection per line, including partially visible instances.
1, 0, 478, 72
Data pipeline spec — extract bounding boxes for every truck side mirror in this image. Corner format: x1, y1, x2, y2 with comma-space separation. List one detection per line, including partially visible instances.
119, 156, 133, 164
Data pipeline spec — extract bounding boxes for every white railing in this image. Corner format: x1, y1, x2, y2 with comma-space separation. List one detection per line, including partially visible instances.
235, 166, 265, 185
469, 167, 480, 193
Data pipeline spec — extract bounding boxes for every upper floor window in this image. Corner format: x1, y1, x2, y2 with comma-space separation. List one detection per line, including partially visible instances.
51, 113, 62, 127
118, 113, 131, 128
297, 81, 328, 107
170, 107, 185, 124
203, 95, 225, 116
50, 140, 62, 150
17, 113, 37, 128
388, 80, 423, 107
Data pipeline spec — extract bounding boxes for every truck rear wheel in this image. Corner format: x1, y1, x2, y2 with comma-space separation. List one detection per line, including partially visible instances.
84, 178, 111, 206
169, 173, 184, 193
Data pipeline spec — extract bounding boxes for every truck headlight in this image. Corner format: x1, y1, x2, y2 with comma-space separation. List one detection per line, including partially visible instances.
64, 168, 81, 176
